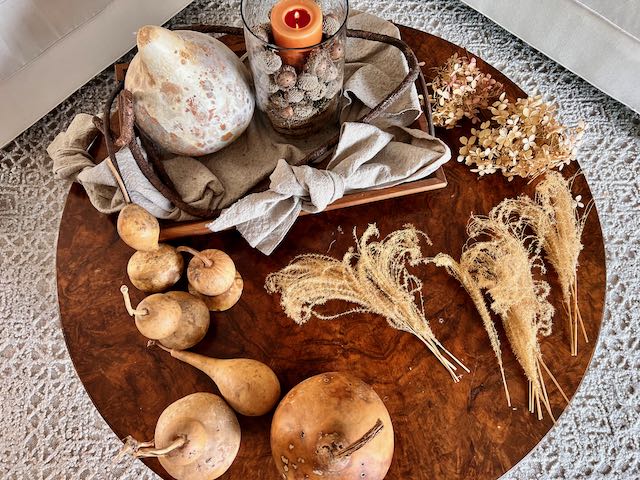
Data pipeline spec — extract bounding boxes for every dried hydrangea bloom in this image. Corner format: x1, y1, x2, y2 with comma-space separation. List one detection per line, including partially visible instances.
430, 53, 585, 180
429, 53, 503, 128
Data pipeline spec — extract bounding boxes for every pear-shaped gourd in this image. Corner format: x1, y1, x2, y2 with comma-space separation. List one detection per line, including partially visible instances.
157, 345, 281, 416
125, 25, 254, 156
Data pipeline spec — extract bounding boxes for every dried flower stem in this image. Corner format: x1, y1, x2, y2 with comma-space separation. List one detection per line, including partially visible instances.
265, 224, 468, 381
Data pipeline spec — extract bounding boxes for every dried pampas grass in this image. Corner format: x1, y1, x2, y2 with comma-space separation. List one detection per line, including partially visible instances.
432, 253, 510, 406
265, 224, 468, 382
434, 205, 568, 420
493, 171, 592, 355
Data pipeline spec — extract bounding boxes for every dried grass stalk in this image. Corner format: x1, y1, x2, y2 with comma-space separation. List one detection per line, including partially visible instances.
265, 224, 468, 381
494, 172, 592, 355
432, 253, 511, 406
435, 206, 568, 419
464, 211, 566, 420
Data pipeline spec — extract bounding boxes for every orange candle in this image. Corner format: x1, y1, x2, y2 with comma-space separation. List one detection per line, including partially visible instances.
270, 0, 323, 68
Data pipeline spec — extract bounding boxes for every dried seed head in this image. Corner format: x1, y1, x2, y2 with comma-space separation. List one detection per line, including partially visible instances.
322, 63, 339, 82
285, 88, 305, 104
267, 79, 281, 94
324, 79, 341, 99
306, 83, 327, 101
269, 93, 288, 109
275, 65, 297, 90
252, 23, 272, 43
255, 49, 282, 74
305, 50, 332, 78
297, 73, 320, 92
322, 15, 341, 36
329, 41, 344, 61
293, 102, 315, 120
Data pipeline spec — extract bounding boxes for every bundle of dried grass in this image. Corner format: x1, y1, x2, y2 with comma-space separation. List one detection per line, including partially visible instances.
432, 253, 511, 406
494, 172, 592, 355
265, 224, 468, 382
435, 209, 568, 419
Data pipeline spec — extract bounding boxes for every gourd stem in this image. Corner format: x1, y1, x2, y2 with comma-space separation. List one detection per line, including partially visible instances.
120, 285, 147, 317
335, 419, 384, 459
134, 436, 187, 458
177, 246, 212, 267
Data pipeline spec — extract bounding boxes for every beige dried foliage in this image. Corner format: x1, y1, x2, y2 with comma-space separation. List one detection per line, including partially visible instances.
430, 53, 585, 180
435, 206, 568, 420
493, 171, 592, 355
265, 224, 468, 381
432, 253, 510, 406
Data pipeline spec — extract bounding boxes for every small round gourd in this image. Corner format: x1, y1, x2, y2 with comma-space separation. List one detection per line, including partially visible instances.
177, 247, 236, 296
127, 244, 184, 293
120, 393, 241, 480
188, 271, 243, 312
120, 286, 182, 340
161, 291, 210, 350
117, 204, 159, 251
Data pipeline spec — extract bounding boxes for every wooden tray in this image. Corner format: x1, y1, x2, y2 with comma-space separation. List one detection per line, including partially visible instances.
56, 25, 606, 480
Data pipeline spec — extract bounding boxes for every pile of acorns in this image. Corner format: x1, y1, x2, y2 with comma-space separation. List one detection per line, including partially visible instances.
117, 204, 243, 349
250, 15, 345, 129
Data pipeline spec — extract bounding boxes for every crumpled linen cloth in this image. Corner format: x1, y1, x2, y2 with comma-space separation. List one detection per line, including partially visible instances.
210, 123, 449, 254
47, 10, 450, 251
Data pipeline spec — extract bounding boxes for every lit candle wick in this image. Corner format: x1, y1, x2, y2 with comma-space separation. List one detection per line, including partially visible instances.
294, 10, 300, 29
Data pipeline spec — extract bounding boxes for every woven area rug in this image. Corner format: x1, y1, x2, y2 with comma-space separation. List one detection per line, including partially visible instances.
1, 1, 638, 478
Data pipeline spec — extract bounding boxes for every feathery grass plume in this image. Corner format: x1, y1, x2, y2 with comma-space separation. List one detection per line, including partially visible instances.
265, 224, 469, 382
462, 210, 568, 420
534, 172, 592, 355
432, 253, 510, 406
491, 172, 592, 355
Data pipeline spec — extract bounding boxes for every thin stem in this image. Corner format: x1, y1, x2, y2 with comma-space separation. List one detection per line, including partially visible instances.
176, 246, 212, 268
134, 436, 187, 458
574, 280, 589, 344
335, 419, 384, 459
120, 285, 147, 317
539, 356, 570, 404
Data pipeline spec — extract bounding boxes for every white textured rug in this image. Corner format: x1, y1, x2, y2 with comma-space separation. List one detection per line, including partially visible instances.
0, 1, 638, 478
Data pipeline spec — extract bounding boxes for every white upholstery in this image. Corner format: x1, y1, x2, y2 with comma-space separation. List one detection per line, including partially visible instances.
0, 0, 193, 147
462, 0, 640, 113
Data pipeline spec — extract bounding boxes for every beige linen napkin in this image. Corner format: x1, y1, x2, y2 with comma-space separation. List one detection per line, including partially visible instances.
48, 11, 450, 248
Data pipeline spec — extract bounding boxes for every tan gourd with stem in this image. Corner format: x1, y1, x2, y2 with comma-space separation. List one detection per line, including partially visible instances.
155, 344, 281, 416
188, 272, 243, 312
117, 392, 240, 480
127, 244, 184, 293
270, 372, 394, 480
121, 286, 208, 350
101, 88, 161, 253
121, 286, 181, 340
177, 247, 236, 296
117, 204, 160, 251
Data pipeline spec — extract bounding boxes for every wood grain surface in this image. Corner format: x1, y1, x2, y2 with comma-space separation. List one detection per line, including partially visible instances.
56, 26, 606, 480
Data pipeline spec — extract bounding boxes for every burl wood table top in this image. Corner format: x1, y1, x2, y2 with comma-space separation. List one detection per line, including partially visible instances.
56, 25, 606, 480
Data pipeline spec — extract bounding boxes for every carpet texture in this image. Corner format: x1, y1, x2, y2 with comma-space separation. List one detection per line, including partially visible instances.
0, 0, 638, 478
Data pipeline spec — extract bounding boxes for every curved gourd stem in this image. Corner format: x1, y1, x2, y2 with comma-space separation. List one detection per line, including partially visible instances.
134, 436, 187, 458
334, 419, 384, 459
176, 246, 213, 267
120, 285, 148, 316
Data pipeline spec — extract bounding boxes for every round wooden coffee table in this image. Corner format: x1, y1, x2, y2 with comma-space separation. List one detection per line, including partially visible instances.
56, 25, 606, 480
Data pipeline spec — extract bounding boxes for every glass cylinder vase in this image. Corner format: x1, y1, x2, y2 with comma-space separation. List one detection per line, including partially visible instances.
242, 0, 348, 136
